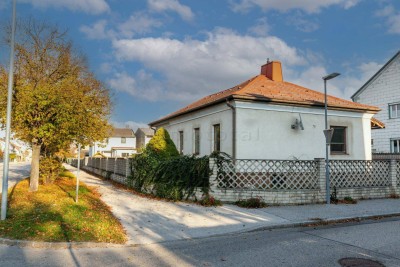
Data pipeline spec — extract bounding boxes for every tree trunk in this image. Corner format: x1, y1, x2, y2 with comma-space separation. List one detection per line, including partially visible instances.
29, 143, 41, 192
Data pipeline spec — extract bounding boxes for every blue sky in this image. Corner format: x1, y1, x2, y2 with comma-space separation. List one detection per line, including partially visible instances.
0, 0, 399, 130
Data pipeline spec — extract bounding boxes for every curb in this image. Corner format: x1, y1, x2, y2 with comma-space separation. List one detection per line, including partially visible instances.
246, 212, 400, 233
0, 237, 137, 249
1, 212, 399, 249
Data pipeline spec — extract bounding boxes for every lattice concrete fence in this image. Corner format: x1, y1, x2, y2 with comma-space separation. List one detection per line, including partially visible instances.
67, 157, 400, 205
68, 157, 130, 185
210, 158, 400, 204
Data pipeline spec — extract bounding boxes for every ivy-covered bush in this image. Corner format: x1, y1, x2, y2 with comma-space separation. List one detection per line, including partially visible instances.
129, 152, 210, 200
40, 157, 62, 184
128, 128, 211, 201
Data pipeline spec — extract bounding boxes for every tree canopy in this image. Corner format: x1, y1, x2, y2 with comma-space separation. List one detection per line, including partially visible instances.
0, 19, 112, 191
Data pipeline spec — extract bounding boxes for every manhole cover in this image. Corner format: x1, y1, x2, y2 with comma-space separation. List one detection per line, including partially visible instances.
338, 257, 385, 267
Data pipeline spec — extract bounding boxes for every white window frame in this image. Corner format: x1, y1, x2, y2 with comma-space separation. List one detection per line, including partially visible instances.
389, 103, 400, 119
179, 131, 184, 155
391, 139, 400, 153
193, 128, 200, 155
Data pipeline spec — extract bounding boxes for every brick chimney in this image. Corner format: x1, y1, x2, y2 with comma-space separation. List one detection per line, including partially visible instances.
261, 61, 283, 82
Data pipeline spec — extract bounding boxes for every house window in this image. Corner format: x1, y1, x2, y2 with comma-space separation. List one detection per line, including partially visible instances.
121, 137, 126, 144
179, 131, 184, 155
121, 153, 129, 157
194, 128, 200, 155
389, 103, 400, 118
213, 124, 221, 152
330, 126, 347, 154
391, 139, 400, 153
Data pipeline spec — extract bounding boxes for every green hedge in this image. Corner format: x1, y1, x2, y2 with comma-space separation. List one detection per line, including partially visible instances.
40, 157, 62, 184
128, 150, 210, 200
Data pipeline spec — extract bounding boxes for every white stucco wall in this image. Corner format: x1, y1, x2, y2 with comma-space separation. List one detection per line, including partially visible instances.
353, 55, 400, 153
155, 101, 373, 160
156, 103, 233, 156
235, 101, 373, 160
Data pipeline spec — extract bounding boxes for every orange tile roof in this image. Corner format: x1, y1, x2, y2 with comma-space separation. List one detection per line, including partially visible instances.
150, 74, 379, 125
371, 117, 385, 129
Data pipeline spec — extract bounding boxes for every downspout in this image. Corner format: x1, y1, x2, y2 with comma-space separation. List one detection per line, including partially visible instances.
226, 99, 236, 160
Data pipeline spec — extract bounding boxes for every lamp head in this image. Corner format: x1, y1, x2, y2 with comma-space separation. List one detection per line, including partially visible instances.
323, 72, 340, 81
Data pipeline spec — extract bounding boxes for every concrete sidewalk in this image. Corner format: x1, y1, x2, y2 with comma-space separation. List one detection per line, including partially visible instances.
65, 165, 400, 246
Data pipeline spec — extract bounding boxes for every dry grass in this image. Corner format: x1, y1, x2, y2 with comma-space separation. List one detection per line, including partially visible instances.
0, 177, 126, 243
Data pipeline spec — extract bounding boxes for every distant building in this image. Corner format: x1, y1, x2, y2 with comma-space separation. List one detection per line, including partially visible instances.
89, 128, 136, 157
135, 128, 154, 151
352, 51, 400, 153
0, 137, 32, 162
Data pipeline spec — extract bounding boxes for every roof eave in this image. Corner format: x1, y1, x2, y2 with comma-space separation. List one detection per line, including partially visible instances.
149, 95, 379, 126
149, 96, 234, 126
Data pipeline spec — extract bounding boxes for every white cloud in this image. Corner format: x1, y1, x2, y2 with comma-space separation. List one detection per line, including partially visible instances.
112, 28, 305, 102
248, 17, 270, 36
148, 0, 194, 21
80, 20, 115, 40
81, 13, 162, 40
107, 71, 164, 102
111, 120, 149, 131
231, 0, 360, 13
19, 0, 109, 14
376, 5, 400, 34
118, 12, 162, 38
288, 13, 319, 32
289, 61, 382, 100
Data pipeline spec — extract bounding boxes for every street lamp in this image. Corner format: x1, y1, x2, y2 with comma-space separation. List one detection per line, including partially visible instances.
1, 0, 17, 221
323, 72, 340, 205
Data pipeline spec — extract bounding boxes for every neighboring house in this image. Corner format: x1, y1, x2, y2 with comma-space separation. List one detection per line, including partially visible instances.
150, 61, 379, 160
135, 128, 154, 151
89, 128, 136, 157
0, 138, 32, 162
352, 51, 400, 153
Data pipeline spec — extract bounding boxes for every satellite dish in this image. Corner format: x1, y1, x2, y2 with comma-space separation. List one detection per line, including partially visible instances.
291, 113, 305, 130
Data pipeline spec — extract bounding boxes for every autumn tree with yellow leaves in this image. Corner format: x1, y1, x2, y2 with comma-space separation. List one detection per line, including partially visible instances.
0, 19, 112, 192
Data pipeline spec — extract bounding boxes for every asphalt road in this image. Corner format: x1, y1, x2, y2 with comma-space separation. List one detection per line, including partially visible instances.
0, 162, 31, 189
0, 217, 399, 267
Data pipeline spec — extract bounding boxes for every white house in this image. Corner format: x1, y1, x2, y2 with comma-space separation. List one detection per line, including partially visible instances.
135, 128, 154, 151
0, 137, 32, 162
150, 61, 379, 160
89, 128, 136, 157
352, 51, 400, 153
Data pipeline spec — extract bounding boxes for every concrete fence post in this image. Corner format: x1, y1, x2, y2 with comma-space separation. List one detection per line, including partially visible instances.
315, 158, 326, 201
111, 158, 115, 176
125, 158, 131, 178
390, 159, 397, 190
209, 158, 218, 193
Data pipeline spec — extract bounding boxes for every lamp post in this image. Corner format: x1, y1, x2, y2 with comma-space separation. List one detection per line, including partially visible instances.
322, 72, 340, 204
1, 0, 17, 221
75, 143, 81, 203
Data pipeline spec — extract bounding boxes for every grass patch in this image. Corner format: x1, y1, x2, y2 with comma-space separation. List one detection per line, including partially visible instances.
59, 170, 76, 179
235, 197, 267, 208
0, 178, 126, 243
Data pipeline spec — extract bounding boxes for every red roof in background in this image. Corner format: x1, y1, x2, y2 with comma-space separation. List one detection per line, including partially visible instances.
150, 74, 380, 126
